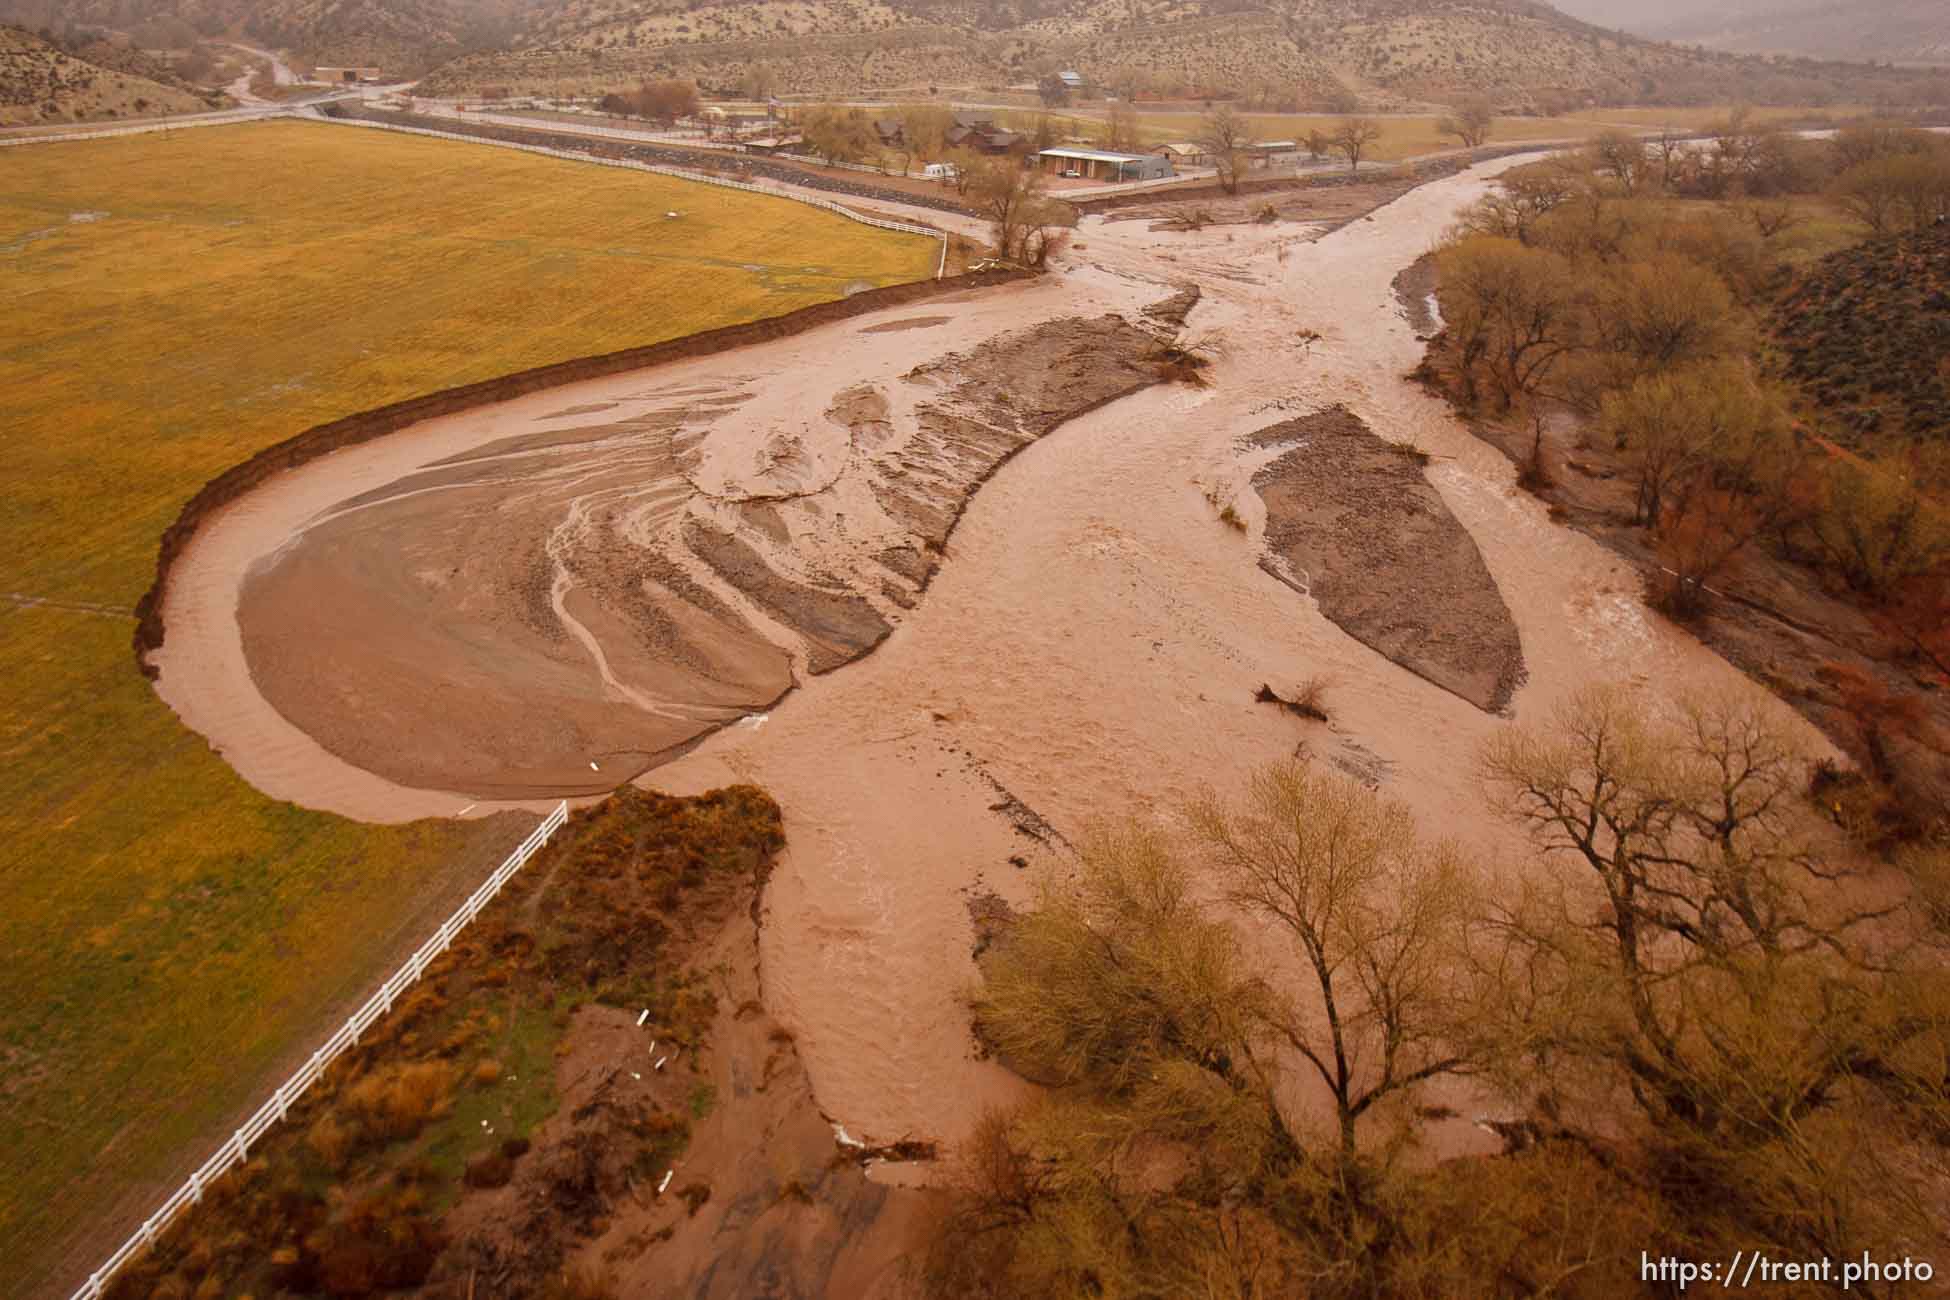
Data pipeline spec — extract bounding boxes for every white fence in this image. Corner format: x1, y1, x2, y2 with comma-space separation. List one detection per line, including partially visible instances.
313, 112, 951, 278
69, 799, 571, 1300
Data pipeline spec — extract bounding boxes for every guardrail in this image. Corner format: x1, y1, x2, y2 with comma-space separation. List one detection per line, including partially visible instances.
69, 799, 571, 1300
314, 113, 950, 277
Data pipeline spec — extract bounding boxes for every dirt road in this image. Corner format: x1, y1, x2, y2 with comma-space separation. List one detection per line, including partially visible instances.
150, 150, 1835, 1161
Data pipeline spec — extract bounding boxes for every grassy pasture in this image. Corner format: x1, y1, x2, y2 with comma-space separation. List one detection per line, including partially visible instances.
0, 119, 933, 1297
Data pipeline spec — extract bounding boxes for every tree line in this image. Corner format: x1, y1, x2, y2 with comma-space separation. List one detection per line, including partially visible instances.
1428, 117, 1949, 631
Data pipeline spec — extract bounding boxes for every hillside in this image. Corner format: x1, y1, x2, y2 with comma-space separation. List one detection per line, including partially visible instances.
0, 25, 217, 123
1771, 225, 1950, 447
421, 0, 1950, 104
0, 0, 547, 79
5, 0, 1946, 102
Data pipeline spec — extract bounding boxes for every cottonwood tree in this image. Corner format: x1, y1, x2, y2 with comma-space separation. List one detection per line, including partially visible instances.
1811, 459, 1950, 597
1332, 116, 1381, 171
968, 159, 1065, 264
971, 819, 1296, 1165
634, 78, 698, 125
949, 766, 1483, 1296
800, 103, 875, 165
1474, 688, 1950, 1264
1604, 360, 1801, 615
1198, 103, 1254, 194
1559, 248, 1746, 407
1436, 95, 1494, 149
1103, 99, 1140, 153
1434, 234, 1584, 410
1587, 128, 1649, 195
1452, 162, 1579, 245
895, 102, 952, 172
1189, 760, 1478, 1163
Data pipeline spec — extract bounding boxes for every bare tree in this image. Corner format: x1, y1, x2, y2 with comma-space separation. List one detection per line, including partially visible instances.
1587, 128, 1649, 195
1190, 761, 1477, 1161
898, 101, 953, 170
1198, 103, 1254, 194
1436, 95, 1494, 149
1103, 99, 1141, 153
1331, 116, 1381, 171
969, 158, 1064, 264
1477, 687, 1933, 1141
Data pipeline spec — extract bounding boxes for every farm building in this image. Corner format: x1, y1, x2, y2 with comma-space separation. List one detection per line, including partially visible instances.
1058, 70, 1087, 93
1152, 141, 1211, 168
313, 66, 383, 84
1248, 140, 1306, 167
1037, 147, 1172, 181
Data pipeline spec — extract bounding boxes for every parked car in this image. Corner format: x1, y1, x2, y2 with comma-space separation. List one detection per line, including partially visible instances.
921, 162, 959, 181
1061, 168, 1080, 178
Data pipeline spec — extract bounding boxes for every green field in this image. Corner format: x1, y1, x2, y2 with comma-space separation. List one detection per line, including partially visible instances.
0, 119, 935, 1297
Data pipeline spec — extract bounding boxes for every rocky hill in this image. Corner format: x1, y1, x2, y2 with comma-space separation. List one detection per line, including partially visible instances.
0, 24, 218, 123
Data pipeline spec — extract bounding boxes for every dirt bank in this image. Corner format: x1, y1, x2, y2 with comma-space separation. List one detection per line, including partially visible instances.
1251, 405, 1525, 713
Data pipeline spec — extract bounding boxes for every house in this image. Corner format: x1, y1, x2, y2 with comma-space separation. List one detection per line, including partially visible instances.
1152, 141, 1211, 169
874, 118, 905, 147
945, 113, 1028, 155
1037, 147, 1172, 182
1058, 70, 1087, 93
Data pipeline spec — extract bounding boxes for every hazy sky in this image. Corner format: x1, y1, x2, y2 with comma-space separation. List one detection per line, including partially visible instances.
1545, 0, 1828, 36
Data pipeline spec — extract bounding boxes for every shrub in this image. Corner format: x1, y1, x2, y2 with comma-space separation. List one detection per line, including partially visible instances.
344, 1061, 454, 1143
305, 1113, 356, 1174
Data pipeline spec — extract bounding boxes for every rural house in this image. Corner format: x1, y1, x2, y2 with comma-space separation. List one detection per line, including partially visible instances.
945, 112, 1028, 155
1151, 141, 1211, 168
1037, 146, 1173, 181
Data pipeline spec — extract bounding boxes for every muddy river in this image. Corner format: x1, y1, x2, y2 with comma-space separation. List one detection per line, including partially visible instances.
150, 151, 1833, 1161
